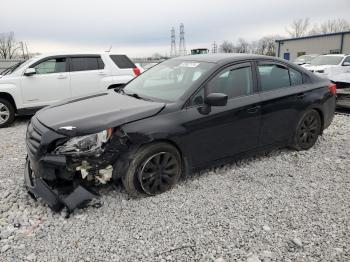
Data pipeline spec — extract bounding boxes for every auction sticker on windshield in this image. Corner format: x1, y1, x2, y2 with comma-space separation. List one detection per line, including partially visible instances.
179, 62, 200, 68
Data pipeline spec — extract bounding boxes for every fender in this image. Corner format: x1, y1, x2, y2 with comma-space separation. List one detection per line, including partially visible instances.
120, 112, 192, 174
0, 83, 24, 109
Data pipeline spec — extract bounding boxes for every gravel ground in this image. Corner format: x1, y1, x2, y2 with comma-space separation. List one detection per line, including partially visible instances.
0, 115, 349, 262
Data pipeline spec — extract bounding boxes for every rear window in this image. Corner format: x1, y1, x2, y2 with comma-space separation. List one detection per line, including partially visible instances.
70, 57, 104, 72
109, 55, 136, 69
258, 63, 290, 91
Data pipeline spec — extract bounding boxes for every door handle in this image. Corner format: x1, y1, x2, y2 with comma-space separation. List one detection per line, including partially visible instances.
98, 71, 108, 76
57, 74, 67, 79
247, 105, 261, 113
297, 93, 306, 99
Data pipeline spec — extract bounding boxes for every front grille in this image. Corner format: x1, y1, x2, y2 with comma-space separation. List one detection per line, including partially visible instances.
26, 121, 43, 156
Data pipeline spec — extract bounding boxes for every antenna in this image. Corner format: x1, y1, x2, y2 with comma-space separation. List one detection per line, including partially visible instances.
170, 27, 177, 57
179, 23, 186, 56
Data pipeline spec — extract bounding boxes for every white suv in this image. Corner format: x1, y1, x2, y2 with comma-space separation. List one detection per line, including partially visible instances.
0, 53, 140, 127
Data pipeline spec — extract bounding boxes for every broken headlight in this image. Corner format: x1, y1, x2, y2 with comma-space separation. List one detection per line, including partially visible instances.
54, 129, 112, 156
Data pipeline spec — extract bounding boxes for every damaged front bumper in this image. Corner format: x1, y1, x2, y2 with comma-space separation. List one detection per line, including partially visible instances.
24, 157, 99, 212
24, 117, 129, 212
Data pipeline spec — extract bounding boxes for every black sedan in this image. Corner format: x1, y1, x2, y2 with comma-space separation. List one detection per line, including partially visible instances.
25, 54, 336, 211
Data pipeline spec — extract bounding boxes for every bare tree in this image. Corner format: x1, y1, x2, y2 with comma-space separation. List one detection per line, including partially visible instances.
256, 35, 279, 56
0, 32, 20, 59
308, 19, 350, 35
236, 38, 249, 53
219, 41, 235, 53
286, 18, 310, 37
319, 18, 350, 34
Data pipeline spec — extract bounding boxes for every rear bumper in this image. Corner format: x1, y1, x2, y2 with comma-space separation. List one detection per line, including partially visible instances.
24, 158, 98, 212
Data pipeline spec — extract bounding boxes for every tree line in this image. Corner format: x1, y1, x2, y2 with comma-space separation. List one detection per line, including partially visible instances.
218, 18, 350, 56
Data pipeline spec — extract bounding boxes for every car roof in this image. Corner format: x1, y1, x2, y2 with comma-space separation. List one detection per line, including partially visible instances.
172, 53, 279, 63
32, 52, 126, 59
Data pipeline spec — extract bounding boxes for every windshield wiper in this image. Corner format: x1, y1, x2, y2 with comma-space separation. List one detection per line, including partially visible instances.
114, 87, 153, 101
125, 92, 153, 101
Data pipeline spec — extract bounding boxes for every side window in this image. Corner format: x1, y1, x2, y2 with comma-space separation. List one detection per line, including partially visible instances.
208, 65, 254, 98
70, 57, 104, 72
33, 58, 66, 74
258, 63, 290, 91
289, 68, 303, 86
189, 64, 254, 106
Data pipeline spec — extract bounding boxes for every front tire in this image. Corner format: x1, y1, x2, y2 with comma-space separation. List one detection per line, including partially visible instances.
292, 109, 322, 151
0, 98, 15, 128
122, 142, 182, 197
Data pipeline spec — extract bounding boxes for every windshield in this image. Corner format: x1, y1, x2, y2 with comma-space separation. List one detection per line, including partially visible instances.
123, 59, 214, 102
310, 56, 343, 66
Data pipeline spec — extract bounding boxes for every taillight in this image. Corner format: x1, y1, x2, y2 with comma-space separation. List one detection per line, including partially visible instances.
329, 83, 337, 94
133, 67, 141, 76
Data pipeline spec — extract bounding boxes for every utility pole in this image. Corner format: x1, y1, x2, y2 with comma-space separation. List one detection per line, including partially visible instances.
179, 23, 186, 56
212, 41, 218, 53
170, 27, 177, 57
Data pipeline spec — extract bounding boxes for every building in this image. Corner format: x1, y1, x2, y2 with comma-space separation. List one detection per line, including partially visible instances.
275, 31, 350, 61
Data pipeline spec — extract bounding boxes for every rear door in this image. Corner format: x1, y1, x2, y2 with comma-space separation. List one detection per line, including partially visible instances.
21, 56, 70, 107
69, 55, 106, 97
257, 61, 306, 146
182, 62, 262, 166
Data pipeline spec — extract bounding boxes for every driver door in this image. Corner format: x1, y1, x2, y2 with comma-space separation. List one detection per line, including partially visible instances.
180, 62, 262, 167
21, 56, 71, 108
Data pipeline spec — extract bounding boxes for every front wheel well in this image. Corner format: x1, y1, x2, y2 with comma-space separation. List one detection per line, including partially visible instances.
0, 92, 17, 112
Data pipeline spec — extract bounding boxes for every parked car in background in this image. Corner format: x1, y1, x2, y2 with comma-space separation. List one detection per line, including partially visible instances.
294, 54, 319, 66
303, 54, 350, 77
303, 54, 350, 109
24, 54, 336, 211
0, 53, 140, 127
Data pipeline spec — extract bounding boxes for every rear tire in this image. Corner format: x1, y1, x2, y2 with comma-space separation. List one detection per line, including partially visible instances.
292, 109, 322, 151
122, 142, 182, 197
0, 98, 15, 128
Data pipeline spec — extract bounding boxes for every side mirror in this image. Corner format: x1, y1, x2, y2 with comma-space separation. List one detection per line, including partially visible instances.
205, 93, 228, 107
343, 62, 350, 66
24, 68, 36, 76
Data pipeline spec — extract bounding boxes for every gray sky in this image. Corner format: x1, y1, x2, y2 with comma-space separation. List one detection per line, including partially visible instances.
1, 0, 349, 57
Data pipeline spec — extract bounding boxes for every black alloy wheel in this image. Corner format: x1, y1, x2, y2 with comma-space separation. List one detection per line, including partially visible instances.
294, 110, 321, 150
138, 151, 180, 195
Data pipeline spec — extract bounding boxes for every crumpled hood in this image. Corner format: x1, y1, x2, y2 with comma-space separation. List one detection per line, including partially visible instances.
36, 90, 165, 136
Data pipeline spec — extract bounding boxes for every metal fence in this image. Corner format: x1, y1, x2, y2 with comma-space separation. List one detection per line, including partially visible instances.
0, 59, 24, 73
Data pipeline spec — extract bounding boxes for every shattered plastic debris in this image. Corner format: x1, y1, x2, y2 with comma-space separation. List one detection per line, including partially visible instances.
76, 161, 92, 179
96, 165, 113, 184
